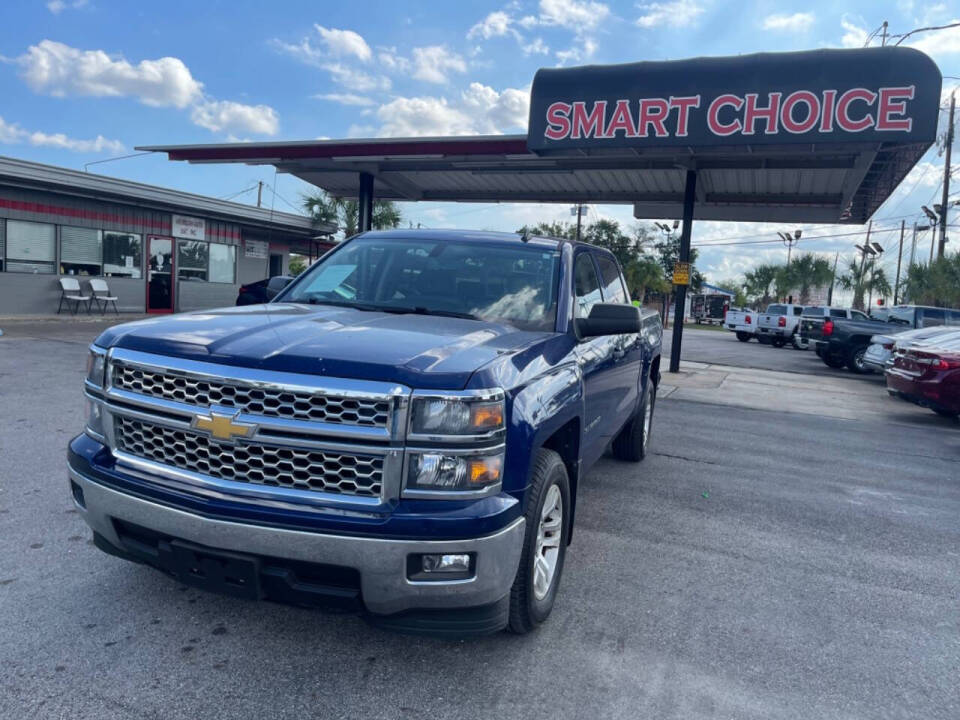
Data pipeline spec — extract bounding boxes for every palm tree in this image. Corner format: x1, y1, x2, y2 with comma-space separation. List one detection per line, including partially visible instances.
303, 191, 402, 237
744, 264, 779, 308
836, 259, 867, 310
625, 255, 669, 302
785, 253, 834, 304
865, 263, 892, 308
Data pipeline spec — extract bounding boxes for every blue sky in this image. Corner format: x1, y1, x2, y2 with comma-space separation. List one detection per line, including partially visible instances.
1, 0, 959, 289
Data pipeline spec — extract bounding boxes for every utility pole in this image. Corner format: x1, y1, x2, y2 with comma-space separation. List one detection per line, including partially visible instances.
880, 20, 888, 46
575, 203, 584, 241
908, 222, 918, 268
855, 220, 872, 310
257, 181, 264, 208
894, 219, 905, 304
939, 91, 954, 259
827, 251, 839, 306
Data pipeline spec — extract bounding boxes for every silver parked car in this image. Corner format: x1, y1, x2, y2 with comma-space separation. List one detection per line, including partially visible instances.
864, 325, 960, 372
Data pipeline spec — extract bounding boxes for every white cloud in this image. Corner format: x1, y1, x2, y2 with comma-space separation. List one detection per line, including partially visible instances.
539, 0, 610, 32
636, 0, 705, 28
18, 40, 203, 108
839, 17, 868, 48
468, 11, 517, 40
518, 15, 540, 28
314, 92, 375, 106
378, 48, 412, 72
323, 62, 391, 91
555, 37, 597, 65
373, 83, 529, 137
906, 19, 960, 56
523, 37, 550, 55
0, 115, 124, 153
46, 0, 86, 14
762, 12, 815, 32
313, 25, 372, 61
190, 100, 279, 136
411, 46, 467, 84
15, 39, 279, 137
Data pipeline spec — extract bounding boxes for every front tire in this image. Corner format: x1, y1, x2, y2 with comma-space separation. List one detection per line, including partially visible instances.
612, 380, 655, 462
507, 449, 570, 634
735, 331, 751, 342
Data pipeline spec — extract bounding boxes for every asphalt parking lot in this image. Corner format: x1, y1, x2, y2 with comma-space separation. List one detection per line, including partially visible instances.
1, 318, 958, 720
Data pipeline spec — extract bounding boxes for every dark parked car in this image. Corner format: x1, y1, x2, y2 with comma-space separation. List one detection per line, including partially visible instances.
236, 276, 293, 305
804, 305, 960, 374
886, 335, 960, 418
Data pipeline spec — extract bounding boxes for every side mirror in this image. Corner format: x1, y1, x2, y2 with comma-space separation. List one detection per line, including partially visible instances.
576, 303, 641, 338
265, 275, 293, 300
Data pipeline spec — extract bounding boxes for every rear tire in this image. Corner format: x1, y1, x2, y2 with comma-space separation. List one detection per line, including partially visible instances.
821, 353, 845, 369
507, 449, 570, 634
771, 337, 787, 348
846, 345, 873, 374
735, 331, 751, 342
612, 380, 655, 462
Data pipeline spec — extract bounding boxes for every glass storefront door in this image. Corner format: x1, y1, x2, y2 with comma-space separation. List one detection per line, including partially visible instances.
146, 236, 174, 313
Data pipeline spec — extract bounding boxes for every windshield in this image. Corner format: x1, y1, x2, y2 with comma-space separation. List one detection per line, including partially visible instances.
281, 235, 562, 332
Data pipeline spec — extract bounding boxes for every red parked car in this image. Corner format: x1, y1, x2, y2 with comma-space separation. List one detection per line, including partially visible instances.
886, 336, 960, 418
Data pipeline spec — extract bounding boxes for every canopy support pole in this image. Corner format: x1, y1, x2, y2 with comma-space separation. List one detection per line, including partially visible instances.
358, 172, 374, 232
669, 169, 697, 374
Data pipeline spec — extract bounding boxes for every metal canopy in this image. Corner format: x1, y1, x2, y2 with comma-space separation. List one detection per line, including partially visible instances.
140, 134, 927, 225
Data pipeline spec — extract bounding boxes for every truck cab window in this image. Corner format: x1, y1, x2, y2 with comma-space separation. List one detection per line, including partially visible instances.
574, 253, 603, 318
594, 254, 628, 304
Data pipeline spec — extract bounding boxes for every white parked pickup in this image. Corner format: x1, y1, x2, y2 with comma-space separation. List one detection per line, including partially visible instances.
724, 307, 757, 342
757, 303, 805, 347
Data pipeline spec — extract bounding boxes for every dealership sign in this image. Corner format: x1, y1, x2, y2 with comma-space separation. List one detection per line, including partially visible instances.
171, 214, 206, 240
527, 48, 941, 151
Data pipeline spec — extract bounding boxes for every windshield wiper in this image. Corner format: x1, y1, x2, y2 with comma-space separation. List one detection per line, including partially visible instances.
302, 298, 479, 320
393, 306, 480, 320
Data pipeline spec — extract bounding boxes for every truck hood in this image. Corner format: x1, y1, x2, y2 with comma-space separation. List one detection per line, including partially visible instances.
94, 304, 551, 389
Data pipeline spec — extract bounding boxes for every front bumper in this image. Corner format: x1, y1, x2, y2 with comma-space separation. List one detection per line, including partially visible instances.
68, 462, 525, 619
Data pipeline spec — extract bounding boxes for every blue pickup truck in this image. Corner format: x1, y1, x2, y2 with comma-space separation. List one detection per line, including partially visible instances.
69, 229, 662, 635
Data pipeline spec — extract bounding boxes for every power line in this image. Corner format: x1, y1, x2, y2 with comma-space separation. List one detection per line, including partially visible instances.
83, 151, 154, 173
220, 184, 259, 201
893, 21, 960, 45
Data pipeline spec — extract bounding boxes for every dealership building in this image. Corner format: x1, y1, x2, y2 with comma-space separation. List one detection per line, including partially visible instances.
0, 156, 335, 315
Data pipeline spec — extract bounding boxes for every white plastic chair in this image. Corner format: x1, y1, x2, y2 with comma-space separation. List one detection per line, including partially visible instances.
89, 278, 120, 315
57, 277, 92, 315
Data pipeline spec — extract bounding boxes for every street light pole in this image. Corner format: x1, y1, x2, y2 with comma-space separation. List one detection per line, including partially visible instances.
894, 220, 905, 305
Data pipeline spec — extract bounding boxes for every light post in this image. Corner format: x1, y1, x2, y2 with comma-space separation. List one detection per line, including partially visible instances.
854, 242, 884, 309
777, 229, 802, 265
922, 206, 939, 263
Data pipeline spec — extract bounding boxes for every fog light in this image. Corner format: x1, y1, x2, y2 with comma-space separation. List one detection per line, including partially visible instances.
407, 552, 475, 582
422, 553, 470, 573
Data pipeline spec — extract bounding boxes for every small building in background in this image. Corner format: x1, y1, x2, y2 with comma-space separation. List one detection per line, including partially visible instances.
0, 155, 335, 315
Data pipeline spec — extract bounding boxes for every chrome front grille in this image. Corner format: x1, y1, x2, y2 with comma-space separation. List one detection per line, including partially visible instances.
114, 416, 384, 498
112, 363, 391, 428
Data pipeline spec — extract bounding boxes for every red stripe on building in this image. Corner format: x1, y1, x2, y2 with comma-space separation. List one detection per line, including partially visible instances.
0, 197, 241, 240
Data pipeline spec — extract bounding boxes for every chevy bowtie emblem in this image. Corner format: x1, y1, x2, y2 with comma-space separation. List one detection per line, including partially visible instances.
191, 409, 256, 442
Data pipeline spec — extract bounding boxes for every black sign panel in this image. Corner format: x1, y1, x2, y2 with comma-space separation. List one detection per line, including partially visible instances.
527, 48, 942, 152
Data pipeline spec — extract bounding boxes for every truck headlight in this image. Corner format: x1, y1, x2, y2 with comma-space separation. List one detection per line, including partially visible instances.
405, 451, 503, 493
409, 394, 504, 438
86, 348, 107, 388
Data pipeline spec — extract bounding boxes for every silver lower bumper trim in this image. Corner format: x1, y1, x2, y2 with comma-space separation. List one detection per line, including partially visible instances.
69, 465, 525, 615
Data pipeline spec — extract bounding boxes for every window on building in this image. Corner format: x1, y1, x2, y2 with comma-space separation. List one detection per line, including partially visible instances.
177, 240, 209, 281
209, 243, 236, 283
103, 232, 142, 279
6, 220, 56, 274
60, 226, 102, 276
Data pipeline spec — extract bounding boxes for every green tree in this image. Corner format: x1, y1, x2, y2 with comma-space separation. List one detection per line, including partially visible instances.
744, 264, 780, 308
865, 262, 892, 307
516, 221, 578, 240
836, 259, 868, 310
785, 253, 834, 304
626, 255, 669, 302
288, 255, 308, 276
303, 191, 402, 237
901, 253, 960, 307
716, 277, 748, 307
